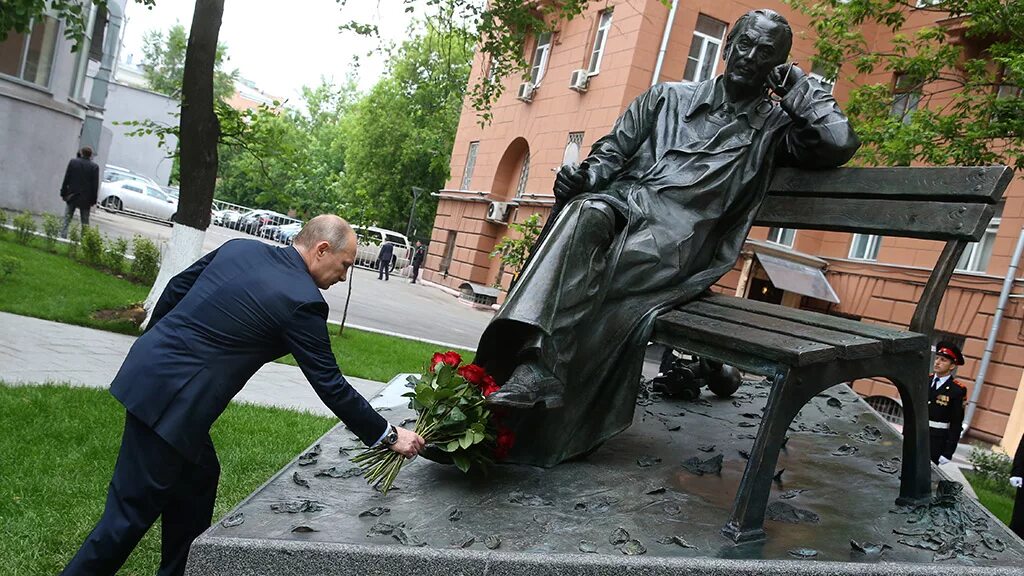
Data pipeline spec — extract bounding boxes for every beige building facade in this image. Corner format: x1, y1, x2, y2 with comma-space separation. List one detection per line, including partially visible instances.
422, 0, 1024, 456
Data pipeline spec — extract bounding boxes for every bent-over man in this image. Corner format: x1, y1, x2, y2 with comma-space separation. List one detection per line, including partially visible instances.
62, 215, 424, 576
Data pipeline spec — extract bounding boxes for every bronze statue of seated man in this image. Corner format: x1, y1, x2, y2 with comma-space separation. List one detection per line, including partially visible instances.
472, 9, 860, 467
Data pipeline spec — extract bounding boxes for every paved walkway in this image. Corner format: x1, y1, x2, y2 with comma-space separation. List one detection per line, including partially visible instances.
0, 311, 387, 417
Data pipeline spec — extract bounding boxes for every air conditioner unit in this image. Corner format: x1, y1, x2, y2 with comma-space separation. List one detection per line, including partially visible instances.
569, 69, 589, 92
486, 201, 511, 223
516, 82, 535, 102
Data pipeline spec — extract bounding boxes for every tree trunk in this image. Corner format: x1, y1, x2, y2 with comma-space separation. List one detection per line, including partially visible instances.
142, 0, 224, 323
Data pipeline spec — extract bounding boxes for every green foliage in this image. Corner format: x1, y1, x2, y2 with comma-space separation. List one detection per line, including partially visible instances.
0, 208, 7, 237
41, 213, 61, 251
787, 0, 1024, 170
67, 223, 81, 259
11, 212, 35, 244
968, 444, 1015, 497
105, 236, 129, 274
80, 226, 104, 266
130, 235, 161, 284
490, 213, 543, 281
0, 1, 156, 52
140, 23, 238, 101
341, 25, 473, 233
0, 255, 21, 282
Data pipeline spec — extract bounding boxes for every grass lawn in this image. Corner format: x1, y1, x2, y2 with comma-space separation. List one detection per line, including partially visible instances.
0, 236, 147, 334
964, 471, 1016, 526
278, 328, 474, 382
0, 383, 336, 576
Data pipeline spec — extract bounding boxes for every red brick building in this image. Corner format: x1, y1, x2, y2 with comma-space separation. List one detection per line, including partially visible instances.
421, 0, 1024, 455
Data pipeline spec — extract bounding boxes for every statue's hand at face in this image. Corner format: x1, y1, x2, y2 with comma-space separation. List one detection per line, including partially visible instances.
767, 63, 807, 99
724, 16, 789, 98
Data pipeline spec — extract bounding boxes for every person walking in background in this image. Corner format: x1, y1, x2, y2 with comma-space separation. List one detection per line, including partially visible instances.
377, 239, 395, 281
1011, 434, 1023, 538
410, 241, 426, 284
928, 341, 967, 466
59, 146, 100, 238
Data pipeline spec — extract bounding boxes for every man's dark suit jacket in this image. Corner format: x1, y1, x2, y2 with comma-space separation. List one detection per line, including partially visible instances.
111, 239, 387, 462
60, 156, 100, 208
378, 241, 395, 264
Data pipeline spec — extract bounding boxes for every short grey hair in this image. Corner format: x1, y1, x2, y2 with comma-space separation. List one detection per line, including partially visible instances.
724, 9, 792, 66
293, 215, 353, 252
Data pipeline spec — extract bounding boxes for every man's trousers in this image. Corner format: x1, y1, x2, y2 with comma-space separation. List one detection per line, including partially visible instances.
62, 411, 220, 576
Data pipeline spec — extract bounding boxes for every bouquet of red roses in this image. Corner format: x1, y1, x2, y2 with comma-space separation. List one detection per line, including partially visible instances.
352, 351, 514, 494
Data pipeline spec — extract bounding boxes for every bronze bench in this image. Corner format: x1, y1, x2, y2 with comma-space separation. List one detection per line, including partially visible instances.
650, 165, 1013, 543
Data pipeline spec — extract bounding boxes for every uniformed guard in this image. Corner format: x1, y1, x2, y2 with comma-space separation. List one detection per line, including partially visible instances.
928, 341, 967, 465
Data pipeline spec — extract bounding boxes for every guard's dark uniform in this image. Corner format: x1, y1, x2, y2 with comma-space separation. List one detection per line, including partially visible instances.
928, 342, 966, 464
1011, 434, 1023, 538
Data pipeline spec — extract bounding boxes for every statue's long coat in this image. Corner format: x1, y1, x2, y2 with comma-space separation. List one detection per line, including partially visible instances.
476, 76, 860, 466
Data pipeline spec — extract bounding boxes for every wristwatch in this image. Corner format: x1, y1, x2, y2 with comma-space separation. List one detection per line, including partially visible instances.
381, 424, 399, 447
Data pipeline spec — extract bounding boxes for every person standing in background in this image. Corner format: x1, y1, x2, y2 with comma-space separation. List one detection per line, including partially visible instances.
59, 146, 100, 238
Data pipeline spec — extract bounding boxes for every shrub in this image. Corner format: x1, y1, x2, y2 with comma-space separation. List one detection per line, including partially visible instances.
0, 208, 7, 237
41, 213, 61, 251
106, 236, 129, 274
12, 212, 35, 245
130, 235, 161, 284
80, 226, 104, 266
67, 223, 81, 259
968, 445, 1015, 498
0, 255, 20, 282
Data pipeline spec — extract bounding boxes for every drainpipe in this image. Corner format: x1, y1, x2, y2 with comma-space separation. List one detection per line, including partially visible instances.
651, 0, 679, 86
964, 226, 1024, 434
80, 1, 124, 153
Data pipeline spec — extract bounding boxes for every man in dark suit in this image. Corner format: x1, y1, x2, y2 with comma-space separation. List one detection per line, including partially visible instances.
62, 215, 424, 576
928, 341, 967, 465
377, 239, 395, 281
59, 146, 100, 237
1011, 434, 1023, 538
410, 240, 426, 284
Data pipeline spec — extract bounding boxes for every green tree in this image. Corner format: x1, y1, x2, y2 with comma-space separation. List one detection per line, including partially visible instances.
490, 213, 543, 286
341, 22, 474, 235
788, 0, 1024, 170
141, 22, 238, 101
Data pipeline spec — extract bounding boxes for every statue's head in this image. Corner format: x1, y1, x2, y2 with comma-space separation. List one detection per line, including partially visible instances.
723, 9, 792, 92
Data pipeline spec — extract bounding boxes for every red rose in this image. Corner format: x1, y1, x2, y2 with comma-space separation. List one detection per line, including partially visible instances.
429, 352, 445, 373
442, 351, 462, 368
457, 363, 487, 386
429, 350, 462, 372
494, 427, 516, 460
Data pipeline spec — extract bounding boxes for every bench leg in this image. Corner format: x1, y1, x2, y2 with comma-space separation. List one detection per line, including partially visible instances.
887, 353, 933, 506
722, 370, 806, 543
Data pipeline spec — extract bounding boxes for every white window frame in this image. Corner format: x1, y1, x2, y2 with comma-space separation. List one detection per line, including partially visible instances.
0, 12, 62, 90
849, 234, 881, 261
891, 73, 921, 124
766, 227, 796, 248
683, 15, 726, 83
460, 141, 479, 191
587, 10, 613, 75
956, 203, 1002, 273
529, 32, 552, 85
515, 151, 530, 198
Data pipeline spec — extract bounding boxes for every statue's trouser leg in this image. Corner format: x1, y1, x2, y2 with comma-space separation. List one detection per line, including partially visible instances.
532, 199, 618, 373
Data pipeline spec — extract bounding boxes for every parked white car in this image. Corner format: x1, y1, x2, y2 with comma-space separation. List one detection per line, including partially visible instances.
353, 225, 412, 272
98, 180, 178, 222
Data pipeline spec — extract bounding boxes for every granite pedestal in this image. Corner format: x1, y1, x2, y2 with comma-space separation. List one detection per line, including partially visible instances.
185, 379, 1024, 575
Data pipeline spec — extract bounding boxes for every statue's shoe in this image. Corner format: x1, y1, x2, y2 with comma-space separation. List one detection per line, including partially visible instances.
486, 362, 565, 409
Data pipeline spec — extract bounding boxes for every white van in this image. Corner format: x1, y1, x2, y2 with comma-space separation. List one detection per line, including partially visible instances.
352, 225, 412, 273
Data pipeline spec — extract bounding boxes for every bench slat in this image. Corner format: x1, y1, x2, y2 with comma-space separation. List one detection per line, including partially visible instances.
754, 197, 994, 241
768, 166, 1011, 202
699, 295, 927, 353
682, 300, 882, 360
656, 310, 836, 367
